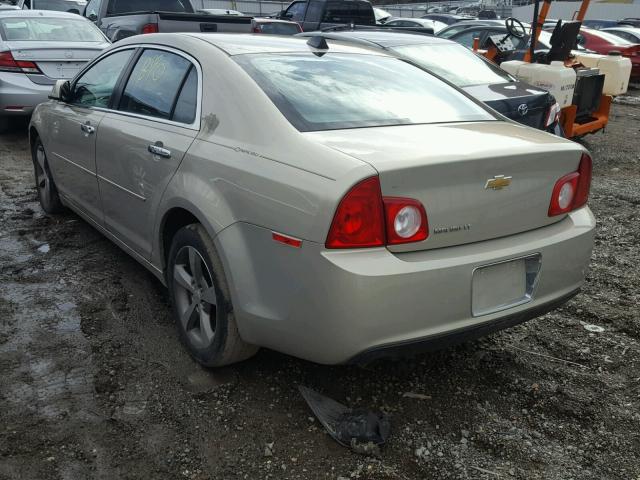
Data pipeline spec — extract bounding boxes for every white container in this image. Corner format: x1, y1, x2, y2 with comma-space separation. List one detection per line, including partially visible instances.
500, 60, 526, 77
500, 61, 577, 108
576, 52, 631, 95
530, 61, 577, 108
516, 62, 548, 85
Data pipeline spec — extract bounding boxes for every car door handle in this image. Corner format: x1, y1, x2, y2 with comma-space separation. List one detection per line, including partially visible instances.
80, 123, 95, 134
148, 143, 171, 158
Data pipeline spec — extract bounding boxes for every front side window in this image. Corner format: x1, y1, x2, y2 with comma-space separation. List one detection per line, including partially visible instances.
119, 49, 193, 121
235, 53, 494, 132
72, 49, 133, 108
285, 1, 306, 21
0, 17, 104, 41
393, 43, 513, 87
85, 0, 101, 19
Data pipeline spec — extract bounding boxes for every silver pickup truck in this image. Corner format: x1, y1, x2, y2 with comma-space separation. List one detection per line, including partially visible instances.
83, 0, 252, 42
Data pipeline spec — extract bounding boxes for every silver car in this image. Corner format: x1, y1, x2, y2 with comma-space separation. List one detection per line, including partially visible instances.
17, 0, 87, 14
29, 34, 595, 366
0, 10, 109, 131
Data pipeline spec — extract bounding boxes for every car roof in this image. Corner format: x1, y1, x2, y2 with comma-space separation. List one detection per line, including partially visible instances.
0, 9, 85, 18
129, 33, 395, 57
300, 30, 453, 48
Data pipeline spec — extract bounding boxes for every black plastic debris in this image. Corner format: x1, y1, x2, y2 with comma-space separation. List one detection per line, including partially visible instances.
298, 386, 390, 455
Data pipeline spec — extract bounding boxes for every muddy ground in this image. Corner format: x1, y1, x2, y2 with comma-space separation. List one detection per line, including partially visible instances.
1, 93, 639, 480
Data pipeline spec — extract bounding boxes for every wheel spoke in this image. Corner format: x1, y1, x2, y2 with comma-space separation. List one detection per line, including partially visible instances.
201, 286, 217, 306
174, 264, 194, 292
36, 147, 46, 172
182, 300, 198, 330
199, 308, 215, 342
188, 248, 204, 288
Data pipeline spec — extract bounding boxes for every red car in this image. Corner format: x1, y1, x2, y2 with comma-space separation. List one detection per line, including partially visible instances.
579, 28, 640, 80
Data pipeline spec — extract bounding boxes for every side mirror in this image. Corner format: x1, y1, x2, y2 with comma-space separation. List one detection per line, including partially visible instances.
576, 33, 586, 46
88, 12, 97, 21
278, 9, 291, 19
49, 79, 71, 102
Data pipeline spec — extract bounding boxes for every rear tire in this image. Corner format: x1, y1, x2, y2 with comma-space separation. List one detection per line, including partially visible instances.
167, 224, 258, 367
32, 136, 64, 214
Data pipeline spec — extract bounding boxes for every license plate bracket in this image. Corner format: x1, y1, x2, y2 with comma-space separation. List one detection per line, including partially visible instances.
472, 254, 541, 317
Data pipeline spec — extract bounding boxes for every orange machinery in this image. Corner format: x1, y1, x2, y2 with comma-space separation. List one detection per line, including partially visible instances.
474, 0, 613, 138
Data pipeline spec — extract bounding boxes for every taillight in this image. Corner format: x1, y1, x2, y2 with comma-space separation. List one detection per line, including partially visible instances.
325, 176, 428, 248
0, 51, 41, 74
383, 197, 428, 245
548, 153, 592, 216
141, 23, 159, 34
325, 177, 385, 248
296, 23, 303, 32
545, 101, 561, 127
252, 25, 262, 33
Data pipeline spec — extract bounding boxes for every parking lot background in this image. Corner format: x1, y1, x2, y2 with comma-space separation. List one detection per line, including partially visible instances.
1, 92, 639, 479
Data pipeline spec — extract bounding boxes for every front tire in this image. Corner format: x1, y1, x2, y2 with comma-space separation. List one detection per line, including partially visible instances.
32, 136, 63, 214
167, 224, 258, 367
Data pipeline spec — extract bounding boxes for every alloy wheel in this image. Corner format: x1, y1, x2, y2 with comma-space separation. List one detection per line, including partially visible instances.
173, 246, 218, 349
35, 144, 51, 201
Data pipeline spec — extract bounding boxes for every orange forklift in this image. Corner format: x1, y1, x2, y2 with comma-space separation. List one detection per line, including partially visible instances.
473, 0, 631, 138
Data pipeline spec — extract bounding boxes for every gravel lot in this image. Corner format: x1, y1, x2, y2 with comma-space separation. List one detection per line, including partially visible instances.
1, 92, 639, 480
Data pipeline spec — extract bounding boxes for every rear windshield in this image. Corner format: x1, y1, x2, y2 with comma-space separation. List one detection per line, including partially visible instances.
106, 0, 193, 15
0, 17, 104, 41
258, 22, 300, 35
235, 53, 495, 132
393, 43, 513, 87
32, 0, 83, 12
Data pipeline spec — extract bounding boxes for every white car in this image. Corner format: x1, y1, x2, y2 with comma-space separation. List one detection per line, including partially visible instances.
0, 10, 109, 130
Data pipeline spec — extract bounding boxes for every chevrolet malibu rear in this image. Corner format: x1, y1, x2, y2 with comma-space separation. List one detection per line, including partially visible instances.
30, 34, 594, 367
212, 37, 595, 365
0, 10, 108, 129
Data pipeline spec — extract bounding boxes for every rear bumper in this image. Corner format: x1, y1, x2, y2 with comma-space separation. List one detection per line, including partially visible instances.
217, 207, 595, 364
0, 72, 51, 116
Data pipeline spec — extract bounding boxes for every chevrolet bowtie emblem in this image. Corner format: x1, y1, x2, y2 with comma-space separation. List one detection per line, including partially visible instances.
485, 175, 512, 190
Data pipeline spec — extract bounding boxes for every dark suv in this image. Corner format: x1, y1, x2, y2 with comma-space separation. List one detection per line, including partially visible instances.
277, 0, 375, 31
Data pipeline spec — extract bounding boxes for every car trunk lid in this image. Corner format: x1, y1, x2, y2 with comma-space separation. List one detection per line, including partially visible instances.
463, 82, 551, 129
306, 121, 584, 252
4, 41, 108, 80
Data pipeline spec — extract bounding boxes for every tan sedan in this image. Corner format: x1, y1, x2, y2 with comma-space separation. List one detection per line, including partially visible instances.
29, 34, 595, 366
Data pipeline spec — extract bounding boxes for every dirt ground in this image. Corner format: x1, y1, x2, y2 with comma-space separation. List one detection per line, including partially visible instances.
1, 92, 639, 480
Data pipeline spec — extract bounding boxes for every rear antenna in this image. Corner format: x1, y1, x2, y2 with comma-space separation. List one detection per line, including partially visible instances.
307, 36, 329, 50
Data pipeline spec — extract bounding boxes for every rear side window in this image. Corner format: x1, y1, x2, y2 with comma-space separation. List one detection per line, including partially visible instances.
172, 66, 198, 124
323, 1, 374, 25
119, 49, 194, 122
235, 53, 494, 132
106, 0, 193, 15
